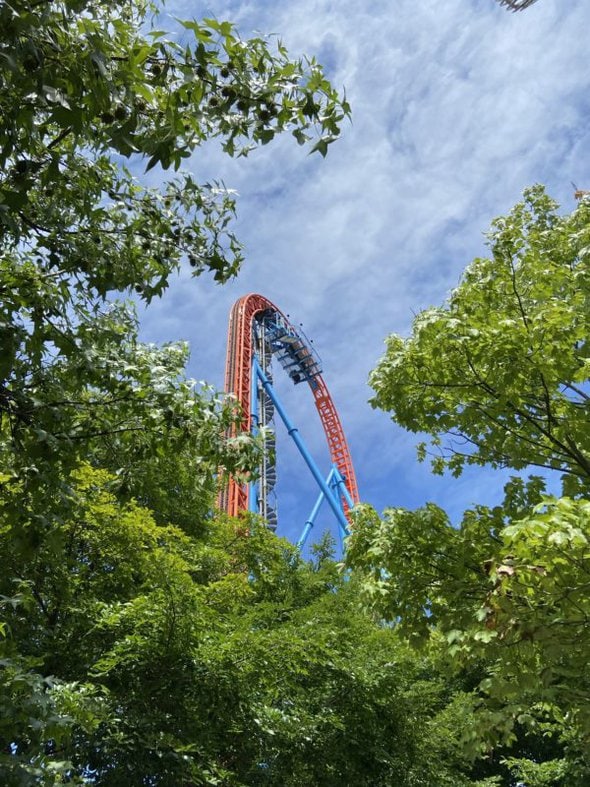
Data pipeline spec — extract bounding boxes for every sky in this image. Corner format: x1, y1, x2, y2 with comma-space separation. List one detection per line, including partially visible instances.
139, 0, 590, 554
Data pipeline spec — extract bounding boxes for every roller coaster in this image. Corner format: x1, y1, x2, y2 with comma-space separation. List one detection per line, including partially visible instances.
219, 294, 359, 548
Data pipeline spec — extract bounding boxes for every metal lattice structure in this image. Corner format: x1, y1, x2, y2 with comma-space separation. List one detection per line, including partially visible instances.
219, 293, 359, 546
496, 0, 540, 11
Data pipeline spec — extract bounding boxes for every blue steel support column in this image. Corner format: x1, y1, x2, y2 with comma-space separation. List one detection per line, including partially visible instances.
248, 358, 259, 514
333, 467, 354, 510
297, 468, 336, 550
329, 474, 347, 551
329, 473, 349, 540
253, 357, 350, 537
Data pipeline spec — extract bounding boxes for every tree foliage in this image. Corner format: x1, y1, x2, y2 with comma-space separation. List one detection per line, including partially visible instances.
370, 186, 590, 493
348, 188, 590, 777
2, 464, 516, 785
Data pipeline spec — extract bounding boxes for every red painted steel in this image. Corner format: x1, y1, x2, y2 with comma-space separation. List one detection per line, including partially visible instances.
219, 293, 359, 519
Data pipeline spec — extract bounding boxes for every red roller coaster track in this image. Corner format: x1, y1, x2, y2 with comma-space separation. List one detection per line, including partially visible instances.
219, 293, 359, 522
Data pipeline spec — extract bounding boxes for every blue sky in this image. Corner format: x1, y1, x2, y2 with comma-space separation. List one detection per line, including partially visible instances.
139, 0, 590, 554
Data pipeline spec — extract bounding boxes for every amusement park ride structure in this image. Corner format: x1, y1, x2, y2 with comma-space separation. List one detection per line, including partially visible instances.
219, 294, 359, 548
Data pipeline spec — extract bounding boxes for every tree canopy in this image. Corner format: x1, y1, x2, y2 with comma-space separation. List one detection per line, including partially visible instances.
3, 462, 526, 785
348, 187, 590, 779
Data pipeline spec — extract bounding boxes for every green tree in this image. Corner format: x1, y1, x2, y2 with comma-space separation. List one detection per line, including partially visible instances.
2, 464, 508, 785
348, 187, 590, 774
369, 186, 590, 494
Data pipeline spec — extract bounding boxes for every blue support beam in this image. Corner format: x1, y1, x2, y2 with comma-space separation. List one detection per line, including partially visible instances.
329, 473, 348, 552
332, 467, 354, 510
297, 468, 336, 550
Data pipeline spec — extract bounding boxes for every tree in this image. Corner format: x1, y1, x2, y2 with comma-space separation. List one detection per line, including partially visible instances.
369, 186, 590, 496
348, 187, 590, 771
2, 464, 514, 785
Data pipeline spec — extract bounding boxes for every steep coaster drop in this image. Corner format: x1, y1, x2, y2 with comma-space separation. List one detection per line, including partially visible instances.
219, 294, 359, 548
